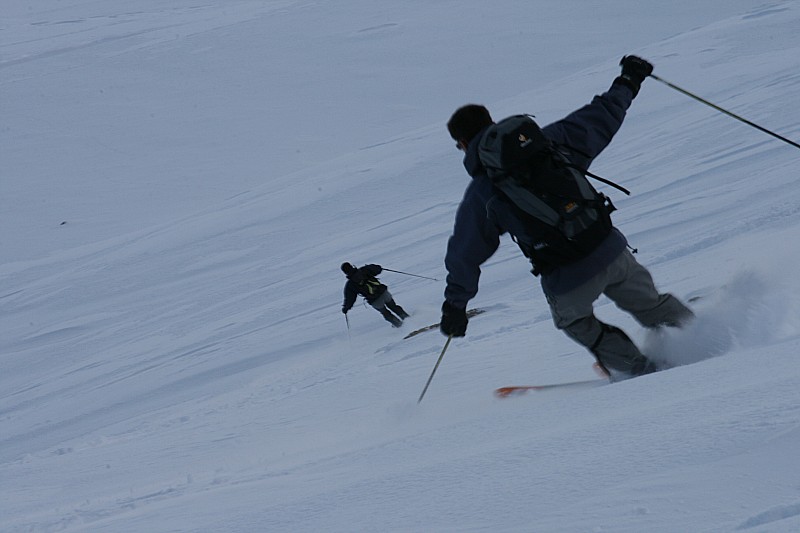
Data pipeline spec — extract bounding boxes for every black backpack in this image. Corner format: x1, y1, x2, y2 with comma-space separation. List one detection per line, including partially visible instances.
478, 115, 629, 275
352, 273, 385, 300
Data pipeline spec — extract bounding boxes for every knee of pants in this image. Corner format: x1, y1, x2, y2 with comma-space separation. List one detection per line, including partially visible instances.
547, 290, 597, 333
561, 316, 603, 347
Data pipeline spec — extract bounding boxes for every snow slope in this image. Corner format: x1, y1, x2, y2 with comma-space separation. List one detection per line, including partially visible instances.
3, 1, 800, 532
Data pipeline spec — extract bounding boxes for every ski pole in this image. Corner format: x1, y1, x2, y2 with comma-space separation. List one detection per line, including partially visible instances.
417, 335, 452, 403
383, 268, 440, 282
649, 73, 800, 150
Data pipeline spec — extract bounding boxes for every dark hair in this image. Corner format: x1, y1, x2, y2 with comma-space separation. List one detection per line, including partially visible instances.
341, 262, 356, 275
447, 104, 494, 143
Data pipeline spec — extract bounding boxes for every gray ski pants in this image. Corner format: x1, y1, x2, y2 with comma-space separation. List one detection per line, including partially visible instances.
369, 290, 407, 326
369, 289, 394, 311
544, 250, 693, 375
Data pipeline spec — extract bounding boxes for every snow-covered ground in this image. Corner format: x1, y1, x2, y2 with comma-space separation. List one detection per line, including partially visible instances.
3, 1, 800, 531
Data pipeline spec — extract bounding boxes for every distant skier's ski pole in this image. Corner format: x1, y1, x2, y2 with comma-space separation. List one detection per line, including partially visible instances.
649, 73, 800, 150
344, 312, 351, 342
383, 268, 440, 282
417, 335, 452, 404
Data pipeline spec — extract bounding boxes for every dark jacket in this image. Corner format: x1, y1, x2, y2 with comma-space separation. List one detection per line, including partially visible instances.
342, 264, 388, 311
444, 80, 635, 309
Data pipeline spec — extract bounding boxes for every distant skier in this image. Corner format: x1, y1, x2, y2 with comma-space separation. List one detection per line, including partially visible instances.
439, 55, 694, 380
341, 263, 410, 328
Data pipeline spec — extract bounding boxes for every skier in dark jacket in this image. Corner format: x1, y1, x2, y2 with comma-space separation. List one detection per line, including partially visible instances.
341, 263, 409, 328
440, 56, 693, 380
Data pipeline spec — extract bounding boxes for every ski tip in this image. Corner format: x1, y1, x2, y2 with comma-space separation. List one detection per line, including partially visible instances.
494, 386, 539, 398
592, 362, 611, 379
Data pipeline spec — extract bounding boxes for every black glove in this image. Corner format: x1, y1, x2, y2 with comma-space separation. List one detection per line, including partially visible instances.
342, 307, 349, 314
616, 55, 653, 98
440, 301, 468, 337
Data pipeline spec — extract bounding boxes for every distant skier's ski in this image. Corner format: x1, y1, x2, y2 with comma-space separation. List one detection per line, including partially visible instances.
403, 308, 485, 339
495, 363, 610, 398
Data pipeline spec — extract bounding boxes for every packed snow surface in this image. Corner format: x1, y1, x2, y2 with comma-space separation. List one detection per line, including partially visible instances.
3, 1, 800, 531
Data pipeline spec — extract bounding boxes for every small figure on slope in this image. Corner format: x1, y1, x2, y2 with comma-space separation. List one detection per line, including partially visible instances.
341, 262, 409, 328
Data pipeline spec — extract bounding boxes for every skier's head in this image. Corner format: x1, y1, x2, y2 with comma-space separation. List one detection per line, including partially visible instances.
448, 104, 494, 150
341, 262, 357, 276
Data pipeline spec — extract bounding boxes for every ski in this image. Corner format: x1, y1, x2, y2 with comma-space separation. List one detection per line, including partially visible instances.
495, 379, 606, 397
495, 363, 610, 398
403, 308, 485, 339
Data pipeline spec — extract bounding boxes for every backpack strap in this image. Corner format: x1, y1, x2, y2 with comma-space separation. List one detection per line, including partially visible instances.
551, 143, 631, 196
493, 179, 561, 226
562, 161, 631, 196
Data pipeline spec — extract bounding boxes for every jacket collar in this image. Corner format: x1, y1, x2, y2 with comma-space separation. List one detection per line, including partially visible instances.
462, 125, 492, 179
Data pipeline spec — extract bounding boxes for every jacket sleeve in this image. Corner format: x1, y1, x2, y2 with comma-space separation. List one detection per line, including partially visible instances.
362, 264, 383, 277
342, 283, 358, 312
444, 178, 502, 309
541, 80, 635, 168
